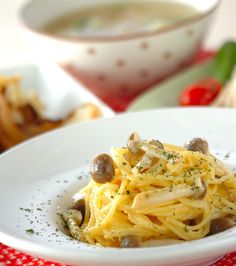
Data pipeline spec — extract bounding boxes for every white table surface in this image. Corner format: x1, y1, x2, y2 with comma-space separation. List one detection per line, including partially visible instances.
0, 0, 236, 68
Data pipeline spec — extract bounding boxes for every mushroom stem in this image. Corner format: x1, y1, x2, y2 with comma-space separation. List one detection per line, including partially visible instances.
127, 132, 142, 154
140, 143, 167, 160
62, 209, 83, 240
132, 184, 195, 209
132, 178, 207, 209
132, 153, 154, 174
132, 142, 176, 173
191, 177, 207, 200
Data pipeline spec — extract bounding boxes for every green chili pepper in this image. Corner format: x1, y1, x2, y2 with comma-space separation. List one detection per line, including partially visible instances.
211, 40, 236, 85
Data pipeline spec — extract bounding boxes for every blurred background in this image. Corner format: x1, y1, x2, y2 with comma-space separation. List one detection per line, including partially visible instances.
1, 0, 236, 67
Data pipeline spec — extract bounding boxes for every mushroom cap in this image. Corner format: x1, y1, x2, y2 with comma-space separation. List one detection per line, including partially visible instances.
184, 138, 209, 154
90, 153, 115, 183
120, 235, 140, 248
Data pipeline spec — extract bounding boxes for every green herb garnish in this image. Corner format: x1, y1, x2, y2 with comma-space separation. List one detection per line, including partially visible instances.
26, 229, 34, 234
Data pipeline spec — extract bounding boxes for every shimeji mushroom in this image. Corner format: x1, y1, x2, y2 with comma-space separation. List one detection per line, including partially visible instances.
184, 138, 209, 155
90, 153, 115, 184
127, 132, 142, 154
131, 141, 174, 173
62, 209, 83, 240
120, 235, 140, 248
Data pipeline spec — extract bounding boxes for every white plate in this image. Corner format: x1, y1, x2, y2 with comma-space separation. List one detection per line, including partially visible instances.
0, 108, 236, 266
0, 62, 114, 120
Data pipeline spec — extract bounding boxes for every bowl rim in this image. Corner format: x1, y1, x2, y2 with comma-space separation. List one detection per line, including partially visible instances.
18, 0, 221, 44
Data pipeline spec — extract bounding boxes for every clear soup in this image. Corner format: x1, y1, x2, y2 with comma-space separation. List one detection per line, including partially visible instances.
44, 2, 200, 39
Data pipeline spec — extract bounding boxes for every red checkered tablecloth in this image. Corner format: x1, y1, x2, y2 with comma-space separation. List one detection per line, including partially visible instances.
1, 50, 236, 266
0, 242, 236, 266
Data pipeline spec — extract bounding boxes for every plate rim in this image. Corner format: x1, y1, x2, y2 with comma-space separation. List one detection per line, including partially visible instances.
1, 107, 236, 264
127, 59, 214, 112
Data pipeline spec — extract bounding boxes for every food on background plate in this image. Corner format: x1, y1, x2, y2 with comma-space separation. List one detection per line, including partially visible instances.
62, 132, 236, 248
0, 75, 101, 152
179, 41, 236, 106
213, 68, 236, 107
44, 2, 199, 38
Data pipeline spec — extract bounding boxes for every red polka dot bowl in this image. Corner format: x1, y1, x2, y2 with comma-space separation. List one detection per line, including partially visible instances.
18, 0, 220, 98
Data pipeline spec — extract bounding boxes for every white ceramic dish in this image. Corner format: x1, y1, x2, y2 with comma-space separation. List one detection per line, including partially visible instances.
0, 61, 114, 120
1, 108, 236, 266
18, 0, 220, 97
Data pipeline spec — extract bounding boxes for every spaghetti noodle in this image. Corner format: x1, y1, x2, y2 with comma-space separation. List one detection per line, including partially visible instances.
63, 133, 236, 247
